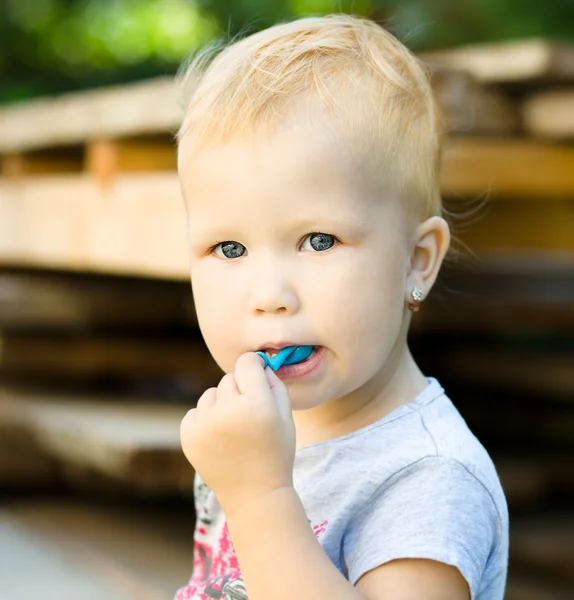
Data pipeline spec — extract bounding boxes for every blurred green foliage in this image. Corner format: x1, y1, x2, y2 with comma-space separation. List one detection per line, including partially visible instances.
2, 0, 574, 104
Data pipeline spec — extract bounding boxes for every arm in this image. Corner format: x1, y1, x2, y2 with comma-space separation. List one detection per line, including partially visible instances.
180, 355, 476, 600
226, 485, 470, 600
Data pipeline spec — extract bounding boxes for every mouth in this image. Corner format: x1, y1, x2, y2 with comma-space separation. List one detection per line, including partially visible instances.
275, 345, 325, 379
256, 343, 312, 359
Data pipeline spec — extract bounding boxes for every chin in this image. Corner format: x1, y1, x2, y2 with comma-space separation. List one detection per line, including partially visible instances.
287, 390, 330, 412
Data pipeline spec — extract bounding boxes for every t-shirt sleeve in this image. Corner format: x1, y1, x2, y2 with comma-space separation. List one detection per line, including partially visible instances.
344, 456, 501, 598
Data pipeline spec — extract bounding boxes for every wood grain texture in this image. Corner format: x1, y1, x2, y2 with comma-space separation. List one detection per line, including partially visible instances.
0, 77, 182, 153
511, 517, 574, 584
436, 346, 574, 398
0, 173, 189, 279
0, 271, 195, 331
523, 89, 574, 139
441, 137, 574, 200
430, 67, 519, 134
0, 333, 221, 381
85, 138, 178, 187
412, 256, 574, 334
0, 68, 518, 156
1, 137, 574, 277
0, 387, 197, 492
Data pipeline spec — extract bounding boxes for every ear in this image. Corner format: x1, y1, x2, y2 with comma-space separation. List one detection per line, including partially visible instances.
405, 216, 450, 304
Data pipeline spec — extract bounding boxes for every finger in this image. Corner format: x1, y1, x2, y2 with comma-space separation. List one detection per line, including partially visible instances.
217, 372, 240, 395
196, 387, 217, 412
234, 352, 273, 401
180, 406, 196, 436
180, 408, 197, 463
264, 367, 293, 421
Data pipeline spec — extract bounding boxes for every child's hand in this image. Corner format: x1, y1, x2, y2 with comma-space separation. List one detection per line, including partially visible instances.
180, 352, 296, 518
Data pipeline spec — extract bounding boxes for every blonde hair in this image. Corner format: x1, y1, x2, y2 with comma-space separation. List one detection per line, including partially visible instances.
177, 14, 443, 218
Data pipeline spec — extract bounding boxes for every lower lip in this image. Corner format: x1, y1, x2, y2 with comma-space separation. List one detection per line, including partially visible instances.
274, 346, 325, 379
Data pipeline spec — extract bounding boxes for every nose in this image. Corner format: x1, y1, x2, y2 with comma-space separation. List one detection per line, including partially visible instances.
248, 257, 300, 315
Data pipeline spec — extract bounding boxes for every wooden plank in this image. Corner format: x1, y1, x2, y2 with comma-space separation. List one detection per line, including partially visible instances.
511, 517, 574, 584
1, 139, 573, 277
1, 150, 83, 176
450, 394, 574, 448
420, 39, 574, 84
506, 577, 574, 600
0, 408, 57, 485
0, 69, 517, 156
0, 77, 182, 153
438, 346, 574, 398
85, 138, 177, 187
412, 257, 574, 334
430, 67, 519, 134
494, 458, 550, 507
0, 333, 222, 382
0, 271, 195, 331
441, 137, 574, 200
0, 173, 189, 279
0, 387, 197, 492
446, 202, 574, 254
523, 89, 574, 139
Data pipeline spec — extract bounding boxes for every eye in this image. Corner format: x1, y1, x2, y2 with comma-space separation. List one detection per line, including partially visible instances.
213, 241, 246, 259
302, 232, 337, 252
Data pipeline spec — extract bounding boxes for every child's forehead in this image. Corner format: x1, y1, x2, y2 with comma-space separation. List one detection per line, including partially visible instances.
182, 144, 373, 221
179, 121, 375, 203
178, 115, 412, 231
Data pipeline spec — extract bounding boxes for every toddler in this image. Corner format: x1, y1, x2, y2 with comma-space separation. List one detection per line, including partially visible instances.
175, 13, 508, 600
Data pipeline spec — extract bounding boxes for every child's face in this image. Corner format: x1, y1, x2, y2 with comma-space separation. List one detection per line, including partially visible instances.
179, 125, 411, 411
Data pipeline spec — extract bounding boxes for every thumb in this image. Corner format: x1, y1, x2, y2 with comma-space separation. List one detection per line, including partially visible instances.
264, 367, 292, 421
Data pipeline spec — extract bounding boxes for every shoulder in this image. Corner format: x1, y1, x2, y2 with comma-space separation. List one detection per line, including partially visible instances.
298, 379, 507, 526
344, 455, 508, 596
350, 454, 505, 538
408, 383, 508, 523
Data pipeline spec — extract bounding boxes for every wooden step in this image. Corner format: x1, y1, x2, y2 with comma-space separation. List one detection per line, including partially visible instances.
0, 387, 197, 493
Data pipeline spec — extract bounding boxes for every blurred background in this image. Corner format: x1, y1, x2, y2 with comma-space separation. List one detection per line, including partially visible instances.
1, 1, 573, 599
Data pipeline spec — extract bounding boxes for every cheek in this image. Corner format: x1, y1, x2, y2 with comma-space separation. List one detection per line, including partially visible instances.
190, 267, 242, 373
313, 251, 405, 362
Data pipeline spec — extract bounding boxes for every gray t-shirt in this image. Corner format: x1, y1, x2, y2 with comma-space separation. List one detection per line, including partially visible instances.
175, 378, 509, 600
